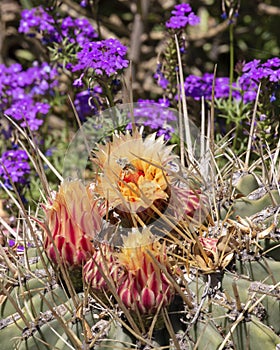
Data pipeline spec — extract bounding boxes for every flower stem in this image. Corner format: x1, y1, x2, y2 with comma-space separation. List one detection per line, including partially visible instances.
229, 22, 234, 102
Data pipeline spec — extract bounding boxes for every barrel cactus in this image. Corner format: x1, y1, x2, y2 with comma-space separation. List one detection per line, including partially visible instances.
1, 126, 280, 350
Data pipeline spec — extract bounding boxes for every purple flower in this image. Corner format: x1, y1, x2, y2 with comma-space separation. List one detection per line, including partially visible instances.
73, 73, 85, 88
268, 69, 280, 83
263, 57, 280, 68
242, 59, 261, 73
19, 7, 97, 45
80, 0, 87, 7
184, 74, 210, 100
0, 61, 57, 132
19, 6, 59, 42
8, 239, 32, 251
184, 57, 280, 103
61, 17, 98, 45
9, 239, 24, 251
237, 57, 280, 102
221, 12, 227, 20
187, 12, 201, 26
171, 4, 192, 15
270, 92, 276, 102
154, 67, 170, 90
5, 98, 50, 131
0, 149, 30, 186
45, 148, 54, 157
166, 16, 189, 29
243, 90, 257, 103
72, 38, 129, 77
158, 98, 170, 108
184, 73, 241, 101
166, 3, 200, 29
127, 99, 176, 140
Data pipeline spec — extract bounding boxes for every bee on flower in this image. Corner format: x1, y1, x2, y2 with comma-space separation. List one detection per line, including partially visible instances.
91, 128, 207, 230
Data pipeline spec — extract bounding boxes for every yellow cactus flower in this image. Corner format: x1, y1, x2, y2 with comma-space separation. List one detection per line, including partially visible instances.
92, 129, 175, 213
90, 129, 207, 230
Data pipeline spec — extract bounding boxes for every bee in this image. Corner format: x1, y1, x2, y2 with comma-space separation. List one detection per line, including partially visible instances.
116, 157, 136, 172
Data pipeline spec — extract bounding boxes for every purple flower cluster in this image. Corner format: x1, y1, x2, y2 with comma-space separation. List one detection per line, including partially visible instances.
239, 57, 280, 102
19, 5, 127, 104
5, 99, 50, 131
19, 6, 55, 37
166, 3, 200, 29
60, 17, 98, 46
184, 57, 280, 103
0, 62, 57, 131
72, 38, 129, 77
0, 149, 30, 187
127, 99, 177, 139
185, 74, 239, 100
19, 6, 98, 45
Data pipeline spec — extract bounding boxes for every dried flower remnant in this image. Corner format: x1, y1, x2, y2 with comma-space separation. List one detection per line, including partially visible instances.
190, 235, 235, 274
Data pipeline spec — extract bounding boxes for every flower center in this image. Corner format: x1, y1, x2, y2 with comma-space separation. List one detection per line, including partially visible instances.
116, 159, 168, 204
118, 160, 145, 186
123, 168, 145, 184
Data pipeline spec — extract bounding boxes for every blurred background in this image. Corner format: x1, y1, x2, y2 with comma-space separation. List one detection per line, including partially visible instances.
1, 0, 280, 99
